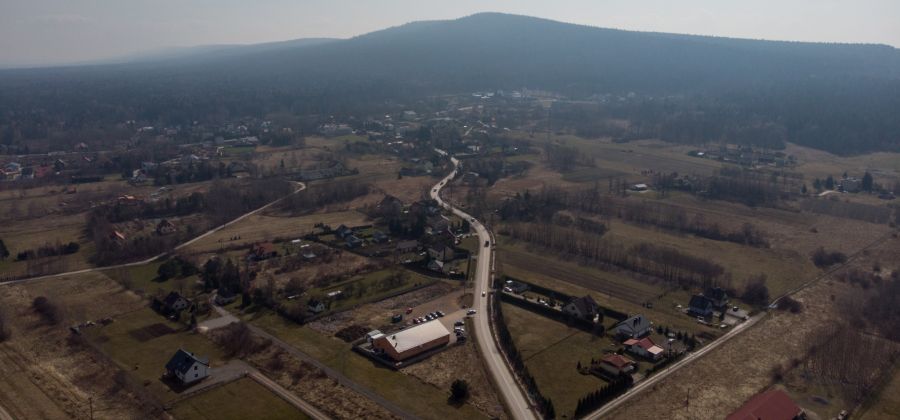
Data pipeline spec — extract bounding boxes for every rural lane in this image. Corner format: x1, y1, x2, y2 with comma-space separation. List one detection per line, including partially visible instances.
0, 182, 306, 287
431, 150, 539, 420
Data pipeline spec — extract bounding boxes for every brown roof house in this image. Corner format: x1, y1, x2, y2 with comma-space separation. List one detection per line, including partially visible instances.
596, 354, 636, 377
156, 219, 176, 235
727, 389, 804, 420
248, 242, 278, 261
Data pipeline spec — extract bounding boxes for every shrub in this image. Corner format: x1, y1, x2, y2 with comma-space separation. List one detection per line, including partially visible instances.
32, 296, 62, 325
450, 379, 470, 403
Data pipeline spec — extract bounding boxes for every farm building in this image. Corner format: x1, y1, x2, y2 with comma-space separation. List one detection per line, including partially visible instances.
370, 321, 451, 362
727, 389, 804, 420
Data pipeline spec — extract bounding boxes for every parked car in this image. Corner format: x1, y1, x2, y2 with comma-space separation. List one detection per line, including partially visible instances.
413, 318, 421, 324
454, 320, 465, 327
467, 309, 477, 315
406, 307, 413, 314
436, 310, 445, 317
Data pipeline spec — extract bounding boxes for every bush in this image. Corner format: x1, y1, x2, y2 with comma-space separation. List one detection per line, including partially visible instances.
32, 296, 62, 325
157, 259, 180, 281
777, 296, 803, 313
450, 379, 470, 403
812, 247, 848, 268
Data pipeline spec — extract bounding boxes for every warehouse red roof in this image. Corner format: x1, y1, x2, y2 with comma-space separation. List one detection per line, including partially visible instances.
727, 389, 803, 420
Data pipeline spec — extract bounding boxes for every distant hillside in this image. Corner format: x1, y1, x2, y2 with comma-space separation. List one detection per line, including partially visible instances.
1, 12, 899, 154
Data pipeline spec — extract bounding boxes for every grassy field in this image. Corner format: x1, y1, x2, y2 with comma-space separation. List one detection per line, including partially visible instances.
315, 268, 437, 312
501, 302, 613, 418
242, 311, 488, 420
497, 239, 717, 336
171, 378, 308, 420
184, 210, 369, 253
859, 361, 900, 420
85, 308, 229, 403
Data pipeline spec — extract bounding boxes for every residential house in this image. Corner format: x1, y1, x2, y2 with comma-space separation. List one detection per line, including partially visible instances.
248, 242, 278, 261
426, 215, 450, 235
160, 291, 192, 314
334, 224, 354, 239
164, 349, 210, 385
703, 287, 729, 309
727, 389, 804, 420
156, 219, 176, 235
688, 294, 714, 318
428, 244, 455, 262
624, 337, 665, 361
427, 259, 447, 273
840, 177, 861, 193
613, 314, 652, 340
375, 195, 403, 218
371, 230, 389, 244
345, 235, 363, 249
563, 295, 600, 321
597, 354, 636, 377
504, 280, 529, 294
396, 240, 420, 253
308, 299, 326, 314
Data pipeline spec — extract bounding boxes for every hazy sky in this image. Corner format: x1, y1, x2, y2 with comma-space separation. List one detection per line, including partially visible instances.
2, 0, 899, 67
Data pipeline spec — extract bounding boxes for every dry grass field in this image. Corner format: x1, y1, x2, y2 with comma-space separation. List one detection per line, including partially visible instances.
0, 272, 161, 419
183, 210, 369, 253
171, 377, 309, 420
605, 234, 900, 420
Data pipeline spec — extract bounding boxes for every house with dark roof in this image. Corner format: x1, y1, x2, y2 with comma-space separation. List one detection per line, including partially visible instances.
371, 230, 389, 244
156, 219, 176, 235
688, 294, 714, 317
726, 389, 804, 420
613, 314, 652, 340
395, 240, 420, 253
334, 224, 354, 239
703, 287, 729, 308
308, 299, 326, 314
157, 291, 192, 314
164, 349, 210, 385
563, 295, 599, 321
428, 244, 455, 262
345, 235, 364, 248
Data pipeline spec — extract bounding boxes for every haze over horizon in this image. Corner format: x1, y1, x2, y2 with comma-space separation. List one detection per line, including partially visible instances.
2, 0, 899, 68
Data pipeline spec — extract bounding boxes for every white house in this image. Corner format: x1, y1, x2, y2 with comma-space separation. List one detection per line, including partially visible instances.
164, 349, 210, 385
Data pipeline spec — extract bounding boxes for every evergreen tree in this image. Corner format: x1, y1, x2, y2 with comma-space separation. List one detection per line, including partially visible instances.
825, 175, 835, 190
862, 172, 874, 192
0, 238, 9, 260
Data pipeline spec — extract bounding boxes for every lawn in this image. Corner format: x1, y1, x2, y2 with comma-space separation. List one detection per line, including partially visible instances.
497, 239, 718, 336
859, 361, 900, 420
184, 210, 369, 253
500, 302, 611, 418
171, 378, 307, 420
84, 308, 229, 403
315, 268, 437, 312
242, 311, 487, 420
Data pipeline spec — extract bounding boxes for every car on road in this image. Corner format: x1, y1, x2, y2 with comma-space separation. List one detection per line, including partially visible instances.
467, 309, 477, 315
482, 291, 486, 297
484, 240, 490, 247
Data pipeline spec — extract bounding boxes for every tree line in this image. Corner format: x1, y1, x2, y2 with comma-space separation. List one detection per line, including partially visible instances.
502, 222, 725, 288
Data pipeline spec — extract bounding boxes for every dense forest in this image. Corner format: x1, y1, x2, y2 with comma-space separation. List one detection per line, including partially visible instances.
1, 13, 899, 154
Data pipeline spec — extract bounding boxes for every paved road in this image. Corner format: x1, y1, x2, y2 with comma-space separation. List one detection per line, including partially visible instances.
210, 299, 418, 420
0, 404, 13, 420
431, 150, 538, 420
0, 182, 306, 287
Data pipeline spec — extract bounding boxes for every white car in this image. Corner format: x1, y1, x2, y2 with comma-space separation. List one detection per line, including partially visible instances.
467, 309, 477, 315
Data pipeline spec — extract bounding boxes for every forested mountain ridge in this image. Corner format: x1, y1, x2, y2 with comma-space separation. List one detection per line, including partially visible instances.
1, 12, 899, 154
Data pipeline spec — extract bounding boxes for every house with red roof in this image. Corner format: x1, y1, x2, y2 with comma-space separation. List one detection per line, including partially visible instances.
727, 389, 804, 420
597, 353, 636, 377
624, 337, 665, 361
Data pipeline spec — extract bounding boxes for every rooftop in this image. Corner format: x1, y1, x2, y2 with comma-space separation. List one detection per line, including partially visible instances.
380, 321, 450, 353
